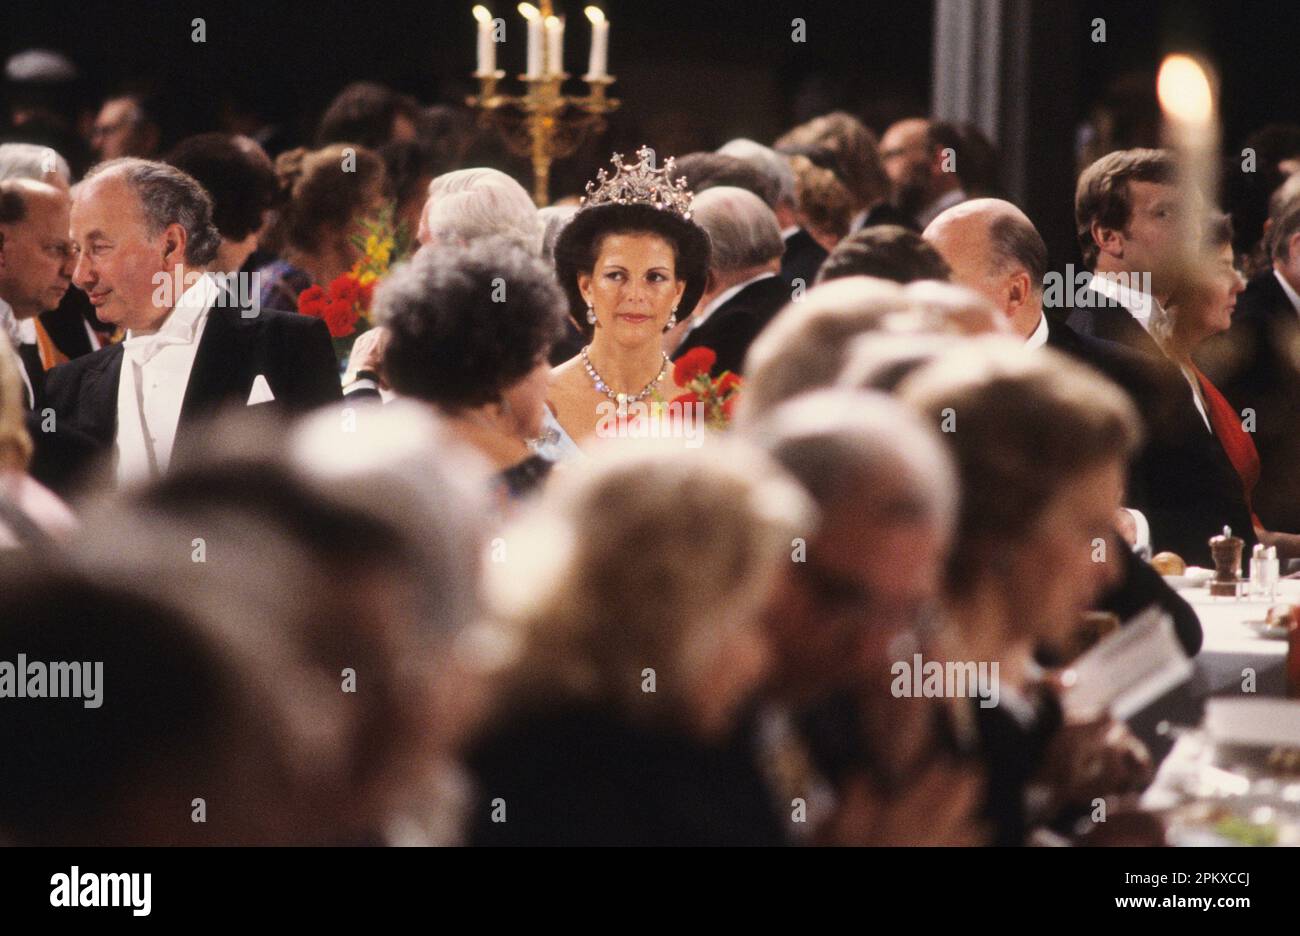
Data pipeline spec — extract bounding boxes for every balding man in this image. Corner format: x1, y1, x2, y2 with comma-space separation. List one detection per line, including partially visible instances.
0, 179, 74, 409
879, 118, 966, 229
924, 198, 1163, 375
923, 197, 1202, 654
670, 186, 790, 376
40, 158, 340, 490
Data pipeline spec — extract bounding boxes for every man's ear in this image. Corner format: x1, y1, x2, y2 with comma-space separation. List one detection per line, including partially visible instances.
1006, 270, 1032, 313
1091, 219, 1122, 260
1287, 231, 1300, 266
161, 222, 188, 266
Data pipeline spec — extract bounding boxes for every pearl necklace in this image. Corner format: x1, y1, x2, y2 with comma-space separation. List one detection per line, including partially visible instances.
581, 345, 670, 407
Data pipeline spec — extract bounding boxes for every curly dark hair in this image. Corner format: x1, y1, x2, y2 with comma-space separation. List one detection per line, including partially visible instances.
552, 202, 711, 340
165, 133, 277, 242
376, 238, 564, 410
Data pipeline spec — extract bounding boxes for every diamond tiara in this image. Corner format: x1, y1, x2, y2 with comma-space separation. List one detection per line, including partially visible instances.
580, 146, 694, 219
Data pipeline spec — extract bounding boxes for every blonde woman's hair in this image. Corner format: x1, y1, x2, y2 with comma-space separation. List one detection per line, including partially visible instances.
896, 337, 1142, 595
481, 439, 814, 730
0, 341, 33, 471
788, 154, 854, 243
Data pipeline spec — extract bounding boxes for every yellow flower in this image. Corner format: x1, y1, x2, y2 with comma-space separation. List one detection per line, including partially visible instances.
358, 271, 378, 286
373, 245, 391, 267
365, 234, 380, 255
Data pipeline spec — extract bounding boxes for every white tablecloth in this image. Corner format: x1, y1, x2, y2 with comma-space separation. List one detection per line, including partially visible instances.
1128, 580, 1294, 761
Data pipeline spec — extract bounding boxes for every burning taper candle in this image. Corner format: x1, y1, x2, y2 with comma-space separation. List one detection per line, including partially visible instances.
585, 7, 609, 80
546, 15, 564, 77
473, 6, 496, 76
519, 3, 543, 78
1157, 53, 1220, 270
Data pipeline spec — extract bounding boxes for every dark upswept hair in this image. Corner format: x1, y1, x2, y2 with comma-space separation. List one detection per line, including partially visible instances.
376, 237, 564, 410
267, 143, 386, 254
1075, 148, 1178, 269
552, 202, 711, 340
316, 81, 420, 151
817, 224, 951, 284
164, 133, 277, 242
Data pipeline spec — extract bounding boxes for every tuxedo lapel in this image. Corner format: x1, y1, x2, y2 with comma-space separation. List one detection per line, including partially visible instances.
178, 303, 255, 433
15, 343, 44, 410
81, 344, 124, 444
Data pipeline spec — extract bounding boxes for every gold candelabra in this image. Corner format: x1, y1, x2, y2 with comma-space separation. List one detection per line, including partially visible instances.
467, 2, 620, 206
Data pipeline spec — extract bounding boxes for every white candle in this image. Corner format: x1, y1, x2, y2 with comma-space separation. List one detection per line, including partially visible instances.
1157, 54, 1219, 268
585, 7, 608, 79
545, 16, 564, 77
519, 4, 543, 78
473, 6, 495, 75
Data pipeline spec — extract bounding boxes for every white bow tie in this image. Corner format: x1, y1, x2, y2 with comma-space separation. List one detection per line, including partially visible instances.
122, 331, 190, 367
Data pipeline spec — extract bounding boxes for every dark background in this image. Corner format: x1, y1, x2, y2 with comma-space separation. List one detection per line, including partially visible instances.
4, 0, 1300, 253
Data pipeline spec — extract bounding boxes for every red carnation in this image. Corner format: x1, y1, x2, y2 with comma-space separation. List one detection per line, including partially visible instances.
673, 347, 717, 386
298, 284, 326, 318
715, 372, 742, 395
330, 273, 361, 308
322, 296, 358, 338
670, 391, 701, 407
722, 395, 739, 420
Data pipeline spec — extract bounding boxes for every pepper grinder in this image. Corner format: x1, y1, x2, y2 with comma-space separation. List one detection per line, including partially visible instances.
1209, 525, 1244, 597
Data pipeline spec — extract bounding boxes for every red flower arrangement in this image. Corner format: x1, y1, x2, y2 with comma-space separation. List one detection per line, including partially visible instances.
669, 346, 742, 429
297, 206, 407, 365
297, 275, 375, 340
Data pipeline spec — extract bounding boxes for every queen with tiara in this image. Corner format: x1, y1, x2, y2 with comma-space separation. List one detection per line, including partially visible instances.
543, 147, 711, 450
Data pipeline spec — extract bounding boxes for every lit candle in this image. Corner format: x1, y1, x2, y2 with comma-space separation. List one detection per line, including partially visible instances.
585, 7, 609, 80
545, 15, 564, 77
1157, 54, 1219, 269
473, 6, 495, 76
519, 3, 543, 79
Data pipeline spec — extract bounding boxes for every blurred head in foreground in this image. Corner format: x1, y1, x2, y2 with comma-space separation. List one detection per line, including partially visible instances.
743, 389, 956, 701
895, 338, 1142, 655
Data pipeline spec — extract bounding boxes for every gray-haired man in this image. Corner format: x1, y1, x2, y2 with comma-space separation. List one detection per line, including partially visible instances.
37, 158, 340, 490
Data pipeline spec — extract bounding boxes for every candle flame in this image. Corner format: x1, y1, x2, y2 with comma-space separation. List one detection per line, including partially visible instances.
1157, 54, 1214, 126
472, 5, 492, 23
518, 3, 541, 21
545, 15, 560, 27
585, 6, 606, 24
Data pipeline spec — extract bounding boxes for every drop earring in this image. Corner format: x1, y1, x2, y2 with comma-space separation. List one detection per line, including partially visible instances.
586, 304, 597, 325
665, 306, 679, 331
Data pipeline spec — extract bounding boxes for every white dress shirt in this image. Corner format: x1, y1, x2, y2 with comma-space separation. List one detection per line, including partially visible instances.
1086, 273, 1211, 432
1274, 267, 1300, 313
682, 271, 778, 338
0, 297, 36, 409
1024, 311, 1049, 349
115, 273, 218, 481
